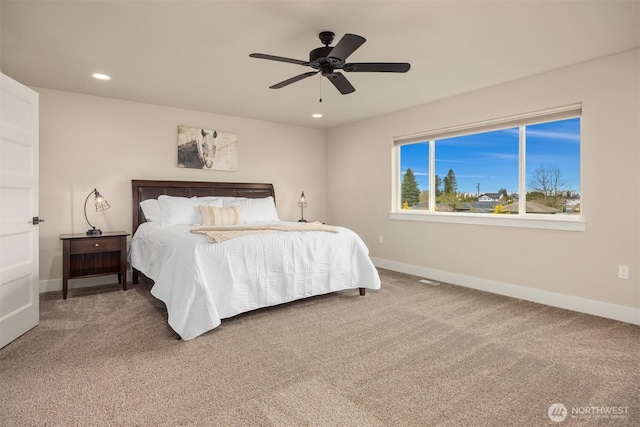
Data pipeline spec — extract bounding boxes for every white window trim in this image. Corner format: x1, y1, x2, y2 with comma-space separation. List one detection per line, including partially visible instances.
391, 104, 585, 232
389, 211, 586, 232
394, 103, 582, 145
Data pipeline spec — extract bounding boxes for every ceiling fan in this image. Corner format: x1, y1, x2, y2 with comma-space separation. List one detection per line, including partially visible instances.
249, 31, 410, 95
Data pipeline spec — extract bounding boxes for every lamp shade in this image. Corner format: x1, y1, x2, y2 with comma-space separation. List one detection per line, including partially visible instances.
94, 191, 110, 212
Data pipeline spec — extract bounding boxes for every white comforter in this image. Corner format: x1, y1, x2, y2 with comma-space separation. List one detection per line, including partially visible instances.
129, 221, 381, 340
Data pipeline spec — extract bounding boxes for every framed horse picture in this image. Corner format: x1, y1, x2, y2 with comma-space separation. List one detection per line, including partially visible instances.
177, 125, 238, 171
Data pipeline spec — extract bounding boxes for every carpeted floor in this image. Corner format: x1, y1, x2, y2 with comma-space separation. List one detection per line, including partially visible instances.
1, 269, 638, 426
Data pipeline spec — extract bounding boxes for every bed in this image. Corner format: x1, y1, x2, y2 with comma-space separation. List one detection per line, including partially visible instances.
129, 179, 381, 340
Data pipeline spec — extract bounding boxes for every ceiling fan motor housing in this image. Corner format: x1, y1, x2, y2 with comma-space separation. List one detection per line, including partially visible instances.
309, 46, 342, 75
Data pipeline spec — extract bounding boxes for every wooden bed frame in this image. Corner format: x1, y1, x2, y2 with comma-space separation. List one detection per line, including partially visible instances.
132, 179, 276, 234
130, 179, 365, 295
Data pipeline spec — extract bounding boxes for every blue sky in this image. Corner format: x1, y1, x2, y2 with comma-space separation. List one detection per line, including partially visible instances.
400, 118, 580, 195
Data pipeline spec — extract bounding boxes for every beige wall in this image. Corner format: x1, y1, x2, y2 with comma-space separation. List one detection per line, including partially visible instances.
37, 89, 326, 285
327, 50, 640, 312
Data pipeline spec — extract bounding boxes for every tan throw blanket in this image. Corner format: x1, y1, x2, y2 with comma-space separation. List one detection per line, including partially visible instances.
190, 222, 339, 243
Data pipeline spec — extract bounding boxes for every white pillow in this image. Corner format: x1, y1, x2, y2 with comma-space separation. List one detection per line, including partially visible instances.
198, 205, 244, 226
224, 196, 278, 223
140, 199, 162, 222
158, 195, 224, 225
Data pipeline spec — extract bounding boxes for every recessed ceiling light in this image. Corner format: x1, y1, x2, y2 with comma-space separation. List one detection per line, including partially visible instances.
91, 73, 111, 81
312, 113, 323, 118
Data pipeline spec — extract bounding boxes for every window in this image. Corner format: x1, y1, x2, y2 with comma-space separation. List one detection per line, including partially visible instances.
394, 105, 582, 229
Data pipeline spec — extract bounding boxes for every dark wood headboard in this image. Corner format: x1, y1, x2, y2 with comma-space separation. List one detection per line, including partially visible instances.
131, 180, 275, 234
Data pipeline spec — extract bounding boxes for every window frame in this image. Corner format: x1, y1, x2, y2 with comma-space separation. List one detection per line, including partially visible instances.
391, 104, 585, 232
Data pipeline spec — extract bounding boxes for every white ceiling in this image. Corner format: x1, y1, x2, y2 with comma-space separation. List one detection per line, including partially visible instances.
1, 1, 638, 129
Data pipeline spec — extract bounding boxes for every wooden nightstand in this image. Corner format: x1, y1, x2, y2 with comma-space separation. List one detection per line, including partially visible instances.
59, 231, 129, 299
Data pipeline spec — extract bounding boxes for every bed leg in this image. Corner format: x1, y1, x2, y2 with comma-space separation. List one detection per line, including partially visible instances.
132, 267, 139, 285
359, 288, 366, 296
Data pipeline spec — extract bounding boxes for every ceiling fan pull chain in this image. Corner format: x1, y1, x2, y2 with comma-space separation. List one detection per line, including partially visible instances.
319, 74, 323, 102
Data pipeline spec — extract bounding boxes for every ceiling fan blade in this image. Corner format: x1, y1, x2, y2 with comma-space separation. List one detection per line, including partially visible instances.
328, 33, 366, 62
326, 72, 355, 94
270, 71, 318, 89
250, 53, 309, 66
343, 62, 411, 73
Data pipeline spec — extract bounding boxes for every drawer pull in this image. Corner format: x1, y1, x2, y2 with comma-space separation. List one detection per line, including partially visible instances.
95, 243, 100, 247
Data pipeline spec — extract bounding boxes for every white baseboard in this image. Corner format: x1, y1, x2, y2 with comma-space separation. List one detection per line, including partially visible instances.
40, 278, 62, 293
371, 257, 640, 326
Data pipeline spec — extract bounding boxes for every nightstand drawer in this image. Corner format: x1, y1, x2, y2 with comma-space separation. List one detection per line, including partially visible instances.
69, 237, 121, 254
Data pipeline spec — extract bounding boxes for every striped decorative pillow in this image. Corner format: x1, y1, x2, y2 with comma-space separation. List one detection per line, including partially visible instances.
198, 205, 244, 226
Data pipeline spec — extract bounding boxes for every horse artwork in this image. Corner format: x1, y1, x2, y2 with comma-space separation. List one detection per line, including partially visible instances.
177, 125, 238, 171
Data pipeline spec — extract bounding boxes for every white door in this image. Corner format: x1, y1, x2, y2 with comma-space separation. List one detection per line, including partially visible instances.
0, 73, 39, 348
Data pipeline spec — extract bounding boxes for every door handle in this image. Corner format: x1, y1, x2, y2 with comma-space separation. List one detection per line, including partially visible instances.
32, 217, 45, 225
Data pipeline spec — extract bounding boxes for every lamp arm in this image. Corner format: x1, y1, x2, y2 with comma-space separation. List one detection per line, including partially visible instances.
84, 189, 96, 230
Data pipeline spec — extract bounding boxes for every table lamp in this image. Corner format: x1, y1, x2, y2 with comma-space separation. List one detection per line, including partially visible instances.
84, 188, 110, 235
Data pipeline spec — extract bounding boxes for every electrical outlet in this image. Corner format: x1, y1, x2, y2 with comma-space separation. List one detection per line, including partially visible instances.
618, 265, 629, 280
378, 235, 384, 244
